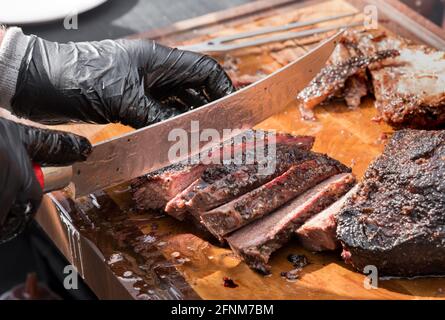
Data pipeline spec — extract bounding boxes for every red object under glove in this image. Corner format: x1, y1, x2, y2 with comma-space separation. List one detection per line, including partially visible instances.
32, 164, 44, 189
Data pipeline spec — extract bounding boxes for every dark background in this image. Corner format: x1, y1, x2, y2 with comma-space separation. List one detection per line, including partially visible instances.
20, 0, 444, 43
401, 0, 445, 27
22, 0, 255, 42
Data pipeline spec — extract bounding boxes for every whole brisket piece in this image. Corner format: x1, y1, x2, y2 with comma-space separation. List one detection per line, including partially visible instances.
131, 131, 314, 211
296, 184, 358, 252
165, 144, 314, 219
227, 173, 356, 274
337, 129, 445, 277
200, 153, 351, 239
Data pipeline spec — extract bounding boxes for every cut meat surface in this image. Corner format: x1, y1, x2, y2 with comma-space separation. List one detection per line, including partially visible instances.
200, 153, 351, 239
227, 173, 356, 274
165, 144, 314, 219
337, 129, 445, 277
131, 131, 314, 212
297, 49, 398, 119
131, 163, 208, 211
367, 37, 445, 128
344, 74, 368, 109
296, 184, 359, 252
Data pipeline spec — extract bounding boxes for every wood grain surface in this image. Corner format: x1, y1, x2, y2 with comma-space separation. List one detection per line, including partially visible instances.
39, 0, 445, 299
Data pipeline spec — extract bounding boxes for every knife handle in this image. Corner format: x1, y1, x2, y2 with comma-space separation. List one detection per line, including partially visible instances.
33, 164, 73, 193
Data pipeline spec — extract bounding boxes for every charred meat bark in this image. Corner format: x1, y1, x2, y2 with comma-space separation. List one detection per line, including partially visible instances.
297, 49, 398, 119
329, 39, 369, 110
227, 173, 356, 274
296, 184, 358, 252
299, 29, 445, 128
281, 254, 309, 281
337, 130, 445, 277
201, 153, 351, 239
131, 131, 314, 212
364, 34, 445, 128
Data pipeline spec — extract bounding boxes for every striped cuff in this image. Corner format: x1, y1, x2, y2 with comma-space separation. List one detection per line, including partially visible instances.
0, 27, 31, 110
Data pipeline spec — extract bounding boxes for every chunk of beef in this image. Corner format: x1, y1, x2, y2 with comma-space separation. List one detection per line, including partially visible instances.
337, 129, 445, 277
297, 49, 398, 119
328, 30, 445, 128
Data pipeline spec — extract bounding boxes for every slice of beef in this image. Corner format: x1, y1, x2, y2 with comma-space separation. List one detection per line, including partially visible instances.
337, 129, 445, 277
164, 144, 314, 219
131, 131, 314, 212
296, 184, 358, 252
200, 153, 351, 239
131, 162, 209, 211
227, 173, 356, 274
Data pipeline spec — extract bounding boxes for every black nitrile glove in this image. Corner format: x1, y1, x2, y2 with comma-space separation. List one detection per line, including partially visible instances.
0, 118, 91, 243
11, 36, 234, 129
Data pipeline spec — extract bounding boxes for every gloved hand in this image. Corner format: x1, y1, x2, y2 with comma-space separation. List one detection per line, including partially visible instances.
10, 35, 235, 128
0, 118, 91, 243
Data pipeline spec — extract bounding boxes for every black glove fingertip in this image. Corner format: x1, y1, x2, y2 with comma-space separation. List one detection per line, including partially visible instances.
19, 123, 93, 166
205, 63, 236, 100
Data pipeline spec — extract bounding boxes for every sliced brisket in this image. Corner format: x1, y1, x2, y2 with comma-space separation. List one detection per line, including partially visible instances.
164, 144, 314, 219
227, 173, 356, 274
337, 129, 445, 277
200, 153, 351, 239
296, 184, 358, 252
131, 131, 314, 212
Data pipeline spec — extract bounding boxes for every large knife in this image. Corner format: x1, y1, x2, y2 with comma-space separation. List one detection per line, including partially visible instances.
35, 31, 343, 198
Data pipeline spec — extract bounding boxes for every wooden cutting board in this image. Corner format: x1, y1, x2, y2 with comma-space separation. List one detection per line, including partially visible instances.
36, 0, 445, 300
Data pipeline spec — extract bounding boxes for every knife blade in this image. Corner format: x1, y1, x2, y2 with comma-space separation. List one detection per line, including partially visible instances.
38, 30, 343, 198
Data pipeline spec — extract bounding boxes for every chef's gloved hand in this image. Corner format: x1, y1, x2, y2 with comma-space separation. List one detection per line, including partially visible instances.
0, 118, 91, 244
6, 29, 234, 129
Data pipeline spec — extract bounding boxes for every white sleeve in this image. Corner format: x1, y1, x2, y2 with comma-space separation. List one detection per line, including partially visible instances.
0, 27, 31, 110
